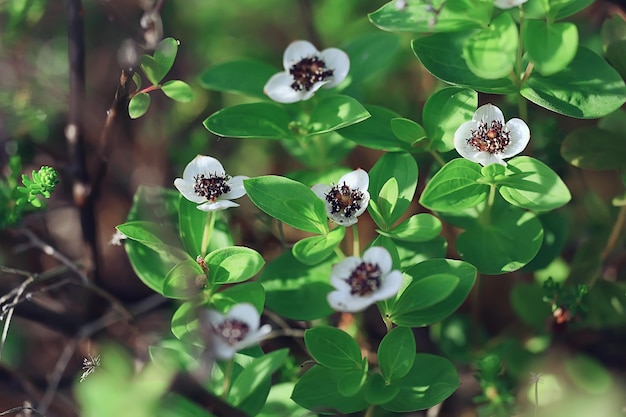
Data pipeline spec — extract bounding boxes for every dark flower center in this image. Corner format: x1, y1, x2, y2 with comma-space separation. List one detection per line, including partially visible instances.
345, 262, 382, 296
467, 120, 511, 154
289, 56, 334, 92
325, 182, 364, 221
194, 173, 231, 201
215, 319, 250, 345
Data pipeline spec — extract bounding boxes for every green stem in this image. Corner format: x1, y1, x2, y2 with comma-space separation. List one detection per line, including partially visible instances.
479, 184, 497, 226
221, 359, 234, 400
334, 246, 346, 260
200, 212, 216, 256
515, 4, 529, 121
601, 205, 626, 262
429, 150, 446, 167
352, 225, 360, 257
382, 315, 393, 333
364, 404, 376, 417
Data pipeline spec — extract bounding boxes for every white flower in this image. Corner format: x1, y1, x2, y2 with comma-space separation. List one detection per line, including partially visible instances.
494, 0, 528, 9
327, 247, 402, 313
202, 303, 271, 360
312, 169, 370, 226
174, 155, 248, 212
264, 40, 350, 103
454, 103, 530, 166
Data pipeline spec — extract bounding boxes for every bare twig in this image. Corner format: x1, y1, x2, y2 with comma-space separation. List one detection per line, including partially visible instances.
17, 228, 89, 284
0, 276, 34, 361
0, 405, 46, 417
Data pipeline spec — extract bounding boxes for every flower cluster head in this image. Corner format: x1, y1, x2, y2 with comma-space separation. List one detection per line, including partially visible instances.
328, 247, 402, 313
202, 303, 271, 360
264, 40, 350, 103
174, 155, 248, 212
454, 103, 530, 166
312, 169, 370, 227
494, 0, 528, 9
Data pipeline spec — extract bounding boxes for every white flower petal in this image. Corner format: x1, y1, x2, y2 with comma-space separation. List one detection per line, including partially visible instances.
204, 309, 225, 329
212, 340, 238, 360
494, 0, 528, 9
311, 183, 331, 201
183, 155, 225, 182
320, 48, 350, 88
362, 247, 393, 274
222, 175, 249, 200
475, 152, 506, 166
353, 191, 370, 217
174, 178, 206, 203
264, 72, 307, 103
328, 212, 358, 226
501, 118, 530, 158
197, 200, 240, 212
473, 103, 505, 124
375, 270, 403, 302
340, 168, 369, 191
327, 290, 376, 313
330, 257, 361, 290
227, 303, 261, 330
283, 40, 319, 69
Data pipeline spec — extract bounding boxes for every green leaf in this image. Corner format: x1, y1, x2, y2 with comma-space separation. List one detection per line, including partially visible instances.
547, 0, 595, 21
511, 282, 552, 331
342, 32, 401, 82
171, 301, 202, 345
499, 156, 571, 211
228, 349, 289, 406
377, 177, 399, 224
381, 354, 459, 412
521, 47, 626, 119
463, 13, 518, 80
422, 87, 477, 152
244, 176, 328, 234
304, 327, 362, 370
203, 103, 296, 140
364, 373, 400, 405
292, 227, 345, 266
602, 15, 626, 79
125, 240, 172, 295
412, 31, 516, 94
368, 152, 418, 230
141, 37, 178, 85
337, 365, 368, 397
198, 59, 278, 99
205, 246, 265, 284
378, 213, 442, 243
117, 221, 190, 262
291, 365, 368, 414
128, 92, 151, 119
338, 105, 414, 152
368, 0, 491, 33
524, 20, 578, 76
307, 95, 370, 135
419, 158, 488, 212
387, 259, 476, 327
162, 259, 205, 300
378, 326, 415, 383
392, 274, 460, 316
211, 282, 265, 314
161, 80, 194, 103
390, 118, 427, 146
177, 195, 206, 256
457, 203, 544, 274
258, 383, 308, 417
561, 126, 626, 170
259, 250, 334, 320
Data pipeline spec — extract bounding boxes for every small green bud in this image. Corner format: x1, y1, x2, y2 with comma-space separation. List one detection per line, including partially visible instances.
37, 166, 60, 193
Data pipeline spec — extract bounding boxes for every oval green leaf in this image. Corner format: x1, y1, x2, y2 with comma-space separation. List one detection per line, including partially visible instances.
521, 47, 626, 119
378, 213, 442, 243
338, 105, 414, 152
307, 95, 370, 136
524, 20, 578, 76
498, 156, 571, 211
161, 80, 194, 103
198, 59, 278, 99
203, 103, 296, 140
128, 92, 151, 119
304, 327, 362, 370
228, 349, 289, 406
561, 126, 626, 170
419, 158, 488, 212
162, 259, 205, 300
378, 326, 416, 383
457, 204, 544, 274
244, 176, 328, 234
205, 246, 265, 284
292, 227, 345, 266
